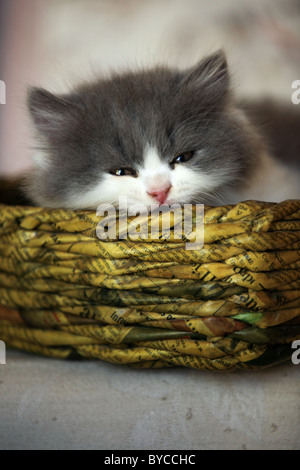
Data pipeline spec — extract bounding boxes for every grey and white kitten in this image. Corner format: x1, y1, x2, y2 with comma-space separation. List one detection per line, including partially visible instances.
24, 50, 300, 209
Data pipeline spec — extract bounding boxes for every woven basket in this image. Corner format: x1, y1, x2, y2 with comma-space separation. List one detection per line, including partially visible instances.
0, 199, 299, 371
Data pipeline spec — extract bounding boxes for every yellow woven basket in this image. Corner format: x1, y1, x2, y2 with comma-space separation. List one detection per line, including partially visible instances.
0, 199, 299, 370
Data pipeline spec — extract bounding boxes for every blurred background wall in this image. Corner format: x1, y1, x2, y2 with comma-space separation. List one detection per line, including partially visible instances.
0, 0, 300, 176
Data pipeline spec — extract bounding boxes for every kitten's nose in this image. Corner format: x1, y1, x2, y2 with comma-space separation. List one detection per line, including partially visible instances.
147, 184, 172, 204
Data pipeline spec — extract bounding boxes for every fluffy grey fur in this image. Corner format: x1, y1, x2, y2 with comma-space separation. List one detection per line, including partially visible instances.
24, 50, 267, 208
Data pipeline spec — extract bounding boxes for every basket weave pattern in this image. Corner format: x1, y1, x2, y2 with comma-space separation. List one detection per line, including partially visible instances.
0, 200, 299, 370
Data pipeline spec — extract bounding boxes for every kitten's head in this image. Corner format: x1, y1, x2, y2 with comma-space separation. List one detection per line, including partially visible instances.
25, 50, 260, 209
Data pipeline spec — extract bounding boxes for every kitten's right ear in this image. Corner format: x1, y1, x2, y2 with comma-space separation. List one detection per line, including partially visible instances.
181, 50, 229, 104
27, 87, 82, 141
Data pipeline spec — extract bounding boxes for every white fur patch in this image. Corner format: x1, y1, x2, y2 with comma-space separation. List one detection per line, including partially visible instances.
68, 144, 231, 209
138, 145, 171, 194
65, 175, 142, 210
70, 145, 172, 209
32, 151, 49, 169
142, 145, 164, 172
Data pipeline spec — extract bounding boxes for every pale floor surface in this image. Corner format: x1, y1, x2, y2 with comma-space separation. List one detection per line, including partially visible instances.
0, 350, 299, 450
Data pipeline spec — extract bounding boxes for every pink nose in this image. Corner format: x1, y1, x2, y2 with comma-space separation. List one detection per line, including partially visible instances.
147, 185, 172, 204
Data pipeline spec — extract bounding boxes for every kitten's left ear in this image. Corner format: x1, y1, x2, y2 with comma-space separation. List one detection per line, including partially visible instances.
181, 50, 229, 102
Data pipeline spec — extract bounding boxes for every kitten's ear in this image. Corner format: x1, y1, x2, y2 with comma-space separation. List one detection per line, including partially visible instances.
27, 87, 82, 140
182, 50, 229, 102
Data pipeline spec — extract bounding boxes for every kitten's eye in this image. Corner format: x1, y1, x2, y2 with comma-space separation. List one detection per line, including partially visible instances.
170, 151, 194, 167
110, 167, 138, 177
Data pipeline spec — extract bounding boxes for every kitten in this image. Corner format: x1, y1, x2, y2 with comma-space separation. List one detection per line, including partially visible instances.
24, 50, 300, 210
